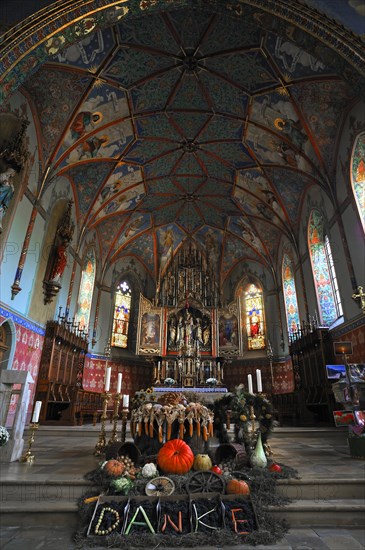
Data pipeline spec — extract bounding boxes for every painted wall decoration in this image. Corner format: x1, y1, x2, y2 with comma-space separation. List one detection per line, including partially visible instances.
136, 295, 162, 355
0, 310, 45, 424
282, 254, 300, 334
23, 69, 91, 164
290, 80, 356, 172
66, 161, 112, 218
52, 28, 116, 72
156, 224, 185, 275
61, 121, 134, 166
82, 356, 152, 396
308, 209, 339, 326
351, 132, 365, 232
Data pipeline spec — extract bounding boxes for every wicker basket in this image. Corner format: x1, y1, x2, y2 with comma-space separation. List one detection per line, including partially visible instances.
215, 443, 248, 468
105, 441, 141, 463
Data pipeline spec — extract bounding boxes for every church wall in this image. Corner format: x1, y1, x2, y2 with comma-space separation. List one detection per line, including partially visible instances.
0, 308, 44, 424
0, 192, 34, 311
223, 357, 293, 395
82, 355, 152, 397
330, 317, 365, 364
334, 99, 365, 316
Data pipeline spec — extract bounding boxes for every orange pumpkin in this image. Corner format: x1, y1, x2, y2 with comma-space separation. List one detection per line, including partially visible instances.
104, 459, 125, 478
157, 439, 194, 475
226, 478, 250, 495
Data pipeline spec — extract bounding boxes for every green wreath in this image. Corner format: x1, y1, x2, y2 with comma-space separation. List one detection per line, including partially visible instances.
211, 385, 274, 454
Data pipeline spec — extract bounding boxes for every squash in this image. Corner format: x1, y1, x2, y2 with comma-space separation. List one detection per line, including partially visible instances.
226, 478, 250, 495
157, 439, 194, 475
103, 459, 125, 478
193, 454, 212, 471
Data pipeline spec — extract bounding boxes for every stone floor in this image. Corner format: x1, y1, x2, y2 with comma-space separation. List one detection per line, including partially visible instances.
0, 424, 364, 549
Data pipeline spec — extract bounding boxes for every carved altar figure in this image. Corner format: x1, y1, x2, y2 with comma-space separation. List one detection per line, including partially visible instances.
0, 168, 16, 231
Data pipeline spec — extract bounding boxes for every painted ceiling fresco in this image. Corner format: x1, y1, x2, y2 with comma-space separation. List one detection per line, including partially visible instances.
21, 5, 361, 284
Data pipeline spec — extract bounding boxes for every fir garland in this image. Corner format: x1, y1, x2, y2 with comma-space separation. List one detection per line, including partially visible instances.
211, 385, 274, 454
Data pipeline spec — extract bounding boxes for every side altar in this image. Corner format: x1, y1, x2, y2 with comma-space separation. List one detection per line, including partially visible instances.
136, 242, 243, 389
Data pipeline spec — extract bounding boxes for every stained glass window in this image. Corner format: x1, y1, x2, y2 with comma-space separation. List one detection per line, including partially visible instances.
75, 250, 96, 330
244, 283, 266, 350
308, 210, 342, 326
282, 254, 300, 333
111, 281, 131, 348
351, 132, 365, 232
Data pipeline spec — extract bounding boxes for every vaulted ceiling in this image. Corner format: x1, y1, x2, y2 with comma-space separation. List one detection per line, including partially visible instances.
20, 3, 363, 286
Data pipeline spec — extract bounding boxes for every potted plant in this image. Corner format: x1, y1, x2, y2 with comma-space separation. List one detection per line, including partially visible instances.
0, 426, 10, 448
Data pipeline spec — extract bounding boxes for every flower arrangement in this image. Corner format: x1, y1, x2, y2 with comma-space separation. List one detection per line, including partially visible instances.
206, 377, 217, 386
164, 377, 175, 386
0, 426, 10, 447
131, 387, 157, 408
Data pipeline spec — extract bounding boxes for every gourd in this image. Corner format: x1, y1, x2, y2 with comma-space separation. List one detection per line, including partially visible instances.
193, 454, 212, 471
157, 439, 194, 475
226, 478, 250, 495
103, 459, 125, 478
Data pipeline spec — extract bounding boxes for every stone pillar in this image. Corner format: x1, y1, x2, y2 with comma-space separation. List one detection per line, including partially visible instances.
0, 370, 34, 462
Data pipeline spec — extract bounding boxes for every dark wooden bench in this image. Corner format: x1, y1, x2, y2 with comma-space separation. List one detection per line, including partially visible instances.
78, 407, 114, 426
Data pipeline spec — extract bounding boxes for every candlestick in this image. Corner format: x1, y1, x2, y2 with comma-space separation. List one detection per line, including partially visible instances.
121, 408, 128, 443
94, 391, 111, 456
256, 369, 262, 393
32, 401, 42, 423
247, 374, 253, 394
117, 372, 123, 394
20, 423, 39, 463
105, 366, 111, 392
108, 393, 122, 445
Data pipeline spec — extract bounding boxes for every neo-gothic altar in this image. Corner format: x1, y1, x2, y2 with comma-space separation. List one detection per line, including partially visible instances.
136, 242, 242, 388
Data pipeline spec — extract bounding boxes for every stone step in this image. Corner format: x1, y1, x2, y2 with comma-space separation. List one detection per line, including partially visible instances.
25, 425, 347, 438
270, 499, 365, 527
0, 479, 93, 507
276, 477, 365, 500
2, 475, 363, 506
2, 500, 365, 529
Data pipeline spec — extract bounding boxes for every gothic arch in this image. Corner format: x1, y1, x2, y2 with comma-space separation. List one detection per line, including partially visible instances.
0, 317, 16, 370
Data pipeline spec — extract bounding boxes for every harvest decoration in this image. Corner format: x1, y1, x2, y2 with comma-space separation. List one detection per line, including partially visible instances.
211, 385, 274, 454
157, 439, 194, 475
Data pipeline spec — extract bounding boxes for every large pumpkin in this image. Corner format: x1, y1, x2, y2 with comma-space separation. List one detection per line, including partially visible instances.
193, 454, 212, 471
157, 439, 194, 475
226, 478, 250, 495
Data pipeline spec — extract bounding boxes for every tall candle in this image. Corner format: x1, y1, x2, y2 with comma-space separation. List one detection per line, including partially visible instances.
256, 369, 262, 393
32, 401, 42, 423
123, 394, 129, 409
247, 374, 253, 394
105, 366, 111, 392
117, 372, 123, 394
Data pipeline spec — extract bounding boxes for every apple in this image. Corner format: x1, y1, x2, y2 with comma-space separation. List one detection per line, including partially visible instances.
269, 463, 282, 473
211, 465, 223, 475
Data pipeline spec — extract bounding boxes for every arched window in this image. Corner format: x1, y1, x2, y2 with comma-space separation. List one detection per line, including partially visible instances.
351, 132, 365, 232
282, 254, 300, 334
75, 249, 96, 330
244, 283, 266, 350
308, 210, 343, 326
111, 281, 131, 348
